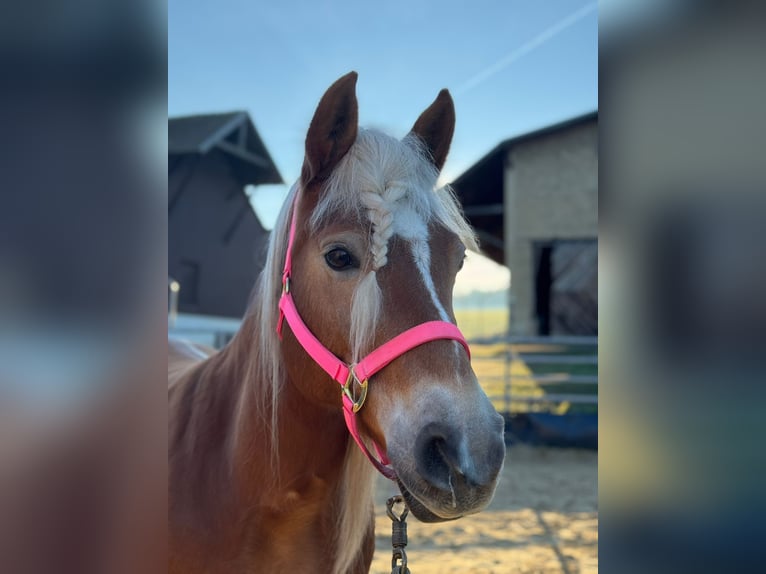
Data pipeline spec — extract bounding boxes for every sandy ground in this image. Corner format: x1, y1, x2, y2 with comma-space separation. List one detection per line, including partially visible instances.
371, 446, 598, 574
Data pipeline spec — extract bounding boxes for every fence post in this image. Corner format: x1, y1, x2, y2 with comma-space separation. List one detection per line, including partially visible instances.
168, 278, 180, 328
503, 343, 511, 414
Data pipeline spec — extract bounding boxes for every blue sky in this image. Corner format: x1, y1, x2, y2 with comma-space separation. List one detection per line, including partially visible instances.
169, 0, 598, 293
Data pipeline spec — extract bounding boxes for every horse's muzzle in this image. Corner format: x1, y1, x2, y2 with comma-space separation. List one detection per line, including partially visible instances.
393, 415, 505, 522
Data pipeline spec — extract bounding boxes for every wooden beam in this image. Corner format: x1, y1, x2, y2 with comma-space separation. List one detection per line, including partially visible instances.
215, 140, 271, 168
463, 203, 505, 216
198, 113, 246, 153
475, 229, 504, 250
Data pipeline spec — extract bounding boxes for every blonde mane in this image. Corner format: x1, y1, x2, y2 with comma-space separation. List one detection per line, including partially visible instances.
246, 128, 477, 574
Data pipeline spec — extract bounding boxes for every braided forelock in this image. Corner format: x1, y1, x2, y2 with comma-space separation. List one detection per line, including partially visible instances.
361, 184, 407, 270
349, 183, 407, 360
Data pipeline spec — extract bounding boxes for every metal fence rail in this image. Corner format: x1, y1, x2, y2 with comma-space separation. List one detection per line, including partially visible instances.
513, 394, 598, 405
169, 314, 241, 349
509, 374, 599, 384
470, 335, 598, 413
504, 335, 598, 345
515, 355, 598, 364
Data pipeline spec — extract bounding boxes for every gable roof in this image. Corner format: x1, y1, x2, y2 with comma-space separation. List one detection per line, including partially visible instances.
451, 111, 598, 265
169, 111, 283, 186
453, 111, 598, 195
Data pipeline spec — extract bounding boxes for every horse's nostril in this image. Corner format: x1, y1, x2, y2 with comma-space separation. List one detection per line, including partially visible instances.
414, 423, 461, 490
413, 421, 506, 493
422, 439, 449, 482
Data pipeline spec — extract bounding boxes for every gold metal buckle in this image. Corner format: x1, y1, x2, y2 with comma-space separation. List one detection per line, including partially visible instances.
342, 366, 369, 413
282, 277, 291, 294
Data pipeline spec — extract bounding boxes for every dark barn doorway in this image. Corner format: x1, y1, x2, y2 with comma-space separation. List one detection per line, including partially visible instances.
534, 239, 597, 336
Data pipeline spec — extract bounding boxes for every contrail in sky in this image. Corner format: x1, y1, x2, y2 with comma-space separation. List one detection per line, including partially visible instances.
455, 1, 598, 96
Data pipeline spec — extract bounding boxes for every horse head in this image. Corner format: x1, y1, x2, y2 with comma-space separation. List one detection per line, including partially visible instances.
280, 72, 505, 522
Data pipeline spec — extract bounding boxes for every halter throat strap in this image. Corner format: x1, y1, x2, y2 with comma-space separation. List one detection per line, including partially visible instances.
276, 193, 470, 480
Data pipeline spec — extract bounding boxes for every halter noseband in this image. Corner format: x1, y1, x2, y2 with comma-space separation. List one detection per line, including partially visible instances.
276, 194, 470, 480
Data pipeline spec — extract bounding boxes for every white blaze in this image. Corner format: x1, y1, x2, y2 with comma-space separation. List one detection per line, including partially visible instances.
392, 205, 452, 324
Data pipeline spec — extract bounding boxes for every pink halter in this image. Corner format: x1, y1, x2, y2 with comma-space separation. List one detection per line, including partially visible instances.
276, 193, 470, 480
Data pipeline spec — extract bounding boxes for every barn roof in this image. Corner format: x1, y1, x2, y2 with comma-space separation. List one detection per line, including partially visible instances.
451, 111, 598, 265
169, 111, 283, 186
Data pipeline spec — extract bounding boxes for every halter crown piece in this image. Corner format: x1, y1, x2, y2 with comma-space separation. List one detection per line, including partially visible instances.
276, 193, 470, 480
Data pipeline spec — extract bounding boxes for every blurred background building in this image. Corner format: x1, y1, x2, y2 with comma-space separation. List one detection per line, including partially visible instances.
453, 112, 598, 336
168, 111, 282, 320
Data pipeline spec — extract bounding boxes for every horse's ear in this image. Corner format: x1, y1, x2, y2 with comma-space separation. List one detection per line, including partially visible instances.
302, 71, 359, 186
408, 89, 455, 172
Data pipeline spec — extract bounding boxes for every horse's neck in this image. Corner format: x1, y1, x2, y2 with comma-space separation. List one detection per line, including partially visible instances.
170, 315, 370, 572
220, 313, 351, 504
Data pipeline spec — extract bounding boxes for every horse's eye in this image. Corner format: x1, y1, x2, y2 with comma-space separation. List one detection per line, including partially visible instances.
325, 248, 355, 270
458, 255, 466, 271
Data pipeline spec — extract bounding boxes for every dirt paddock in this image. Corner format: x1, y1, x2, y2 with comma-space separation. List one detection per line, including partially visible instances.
371, 445, 598, 574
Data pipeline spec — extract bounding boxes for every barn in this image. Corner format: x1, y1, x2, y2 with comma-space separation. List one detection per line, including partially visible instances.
169, 111, 283, 319
452, 112, 598, 336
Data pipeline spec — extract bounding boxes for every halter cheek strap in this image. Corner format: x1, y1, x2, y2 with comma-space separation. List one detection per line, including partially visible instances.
276, 196, 470, 480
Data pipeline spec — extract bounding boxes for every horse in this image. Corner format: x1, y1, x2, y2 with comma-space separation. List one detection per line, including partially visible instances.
168, 72, 506, 574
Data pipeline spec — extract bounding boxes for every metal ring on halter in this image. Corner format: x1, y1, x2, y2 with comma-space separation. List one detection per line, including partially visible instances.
342, 366, 369, 413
